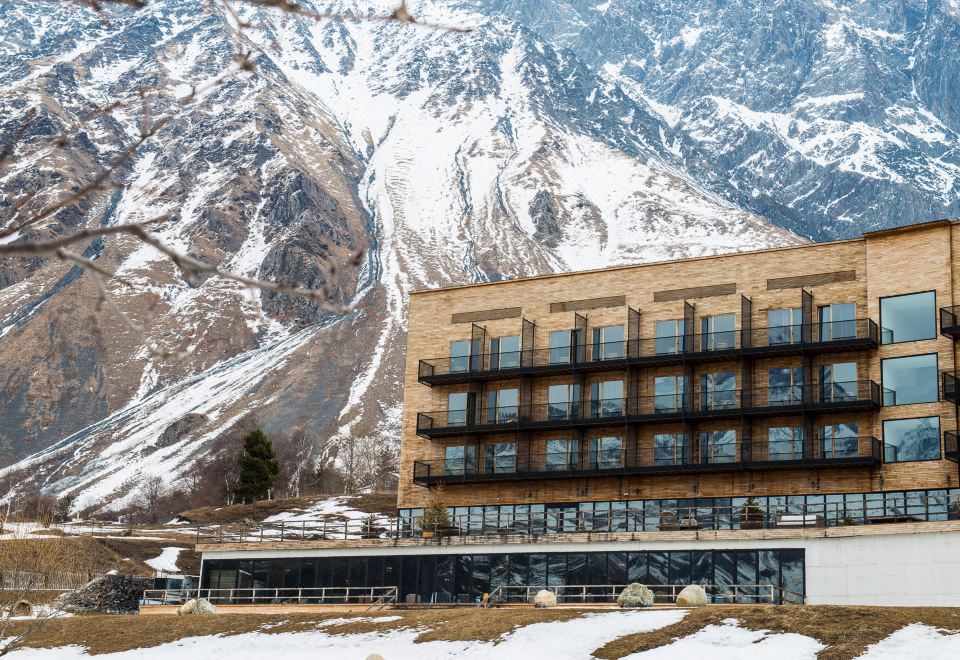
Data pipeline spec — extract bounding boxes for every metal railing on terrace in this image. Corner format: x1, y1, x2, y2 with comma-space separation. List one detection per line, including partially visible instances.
946, 431, 960, 463
483, 583, 802, 606
412, 436, 882, 485
942, 306, 960, 338
416, 381, 881, 437
143, 586, 399, 607
944, 372, 960, 402
418, 320, 878, 384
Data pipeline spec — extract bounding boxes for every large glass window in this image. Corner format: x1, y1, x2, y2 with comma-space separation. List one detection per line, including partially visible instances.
549, 330, 572, 364
820, 362, 858, 402
591, 380, 624, 418
546, 438, 578, 472
450, 340, 471, 373
444, 445, 476, 475
592, 325, 625, 361
654, 375, 685, 413
655, 319, 685, 355
767, 308, 802, 346
653, 433, 687, 465
884, 416, 940, 462
547, 384, 579, 420
768, 367, 803, 406
447, 392, 468, 426
880, 291, 936, 344
700, 430, 736, 463
768, 427, 804, 461
487, 388, 518, 424
589, 436, 622, 470
818, 303, 856, 341
489, 335, 520, 370
701, 314, 736, 351
700, 371, 736, 410
820, 423, 859, 458
484, 443, 516, 474
881, 353, 938, 406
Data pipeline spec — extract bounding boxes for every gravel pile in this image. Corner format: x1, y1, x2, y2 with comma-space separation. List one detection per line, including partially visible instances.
57, 575, 152, 614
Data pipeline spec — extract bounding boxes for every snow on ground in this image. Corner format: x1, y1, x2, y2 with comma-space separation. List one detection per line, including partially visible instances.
144, 547, 184, 573
622, 618, 824, 659
263, 496, 387, 524
857, 623, 960, 659
6, 610, 685, 660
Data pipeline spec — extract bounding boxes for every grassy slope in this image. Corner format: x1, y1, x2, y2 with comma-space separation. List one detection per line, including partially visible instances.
178, 493, 397, 525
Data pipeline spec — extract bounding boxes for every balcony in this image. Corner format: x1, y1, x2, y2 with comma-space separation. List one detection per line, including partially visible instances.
942, 306, 960, 339
412, 436, 882, 485
417, 320, 879, 386
415, 380, 881, 438
944, 372, 960, 404
946, 431, 960, 463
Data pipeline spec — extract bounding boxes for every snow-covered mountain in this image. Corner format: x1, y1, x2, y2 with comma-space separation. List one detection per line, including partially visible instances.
1, 0, 953, 509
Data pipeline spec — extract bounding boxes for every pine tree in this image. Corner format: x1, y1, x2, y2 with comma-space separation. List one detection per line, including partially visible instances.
233, 428, 281, 504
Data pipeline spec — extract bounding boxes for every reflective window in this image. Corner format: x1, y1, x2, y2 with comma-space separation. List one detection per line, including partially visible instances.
654, 375, 685, 413
700, 371, 736, 410
484, 442, 516, 474
768, 427, 804, 461
450, 340, 471, 373
444, 445, 476, 475
880, 291, 936, 344
820, 423, 859, 458
590, 380, 624, 417
447, 392, 467, 426
655, 319, 685, 355
654, 433, 687, 465
884, 416, 940, 462
767, 308, 802, 345
547, 384, 579, 420
820, 362, 858, 402
489, 335, 520, 370
701, 314, 736, 351
882, 353, 938, 406
546, 438, 578, 471
818, 303, 856, 341
700, 430, 736, 463
589, 436, 622, 470
768, 367, 803, 406
549, 330, 572, 364
592, 325, 625, 361
486, 388, 518, 424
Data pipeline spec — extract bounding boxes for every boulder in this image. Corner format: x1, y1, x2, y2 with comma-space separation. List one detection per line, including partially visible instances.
178, 598, 216, 615
366, 655, 385, 660
675, 584, 708, 607
533, 589, 557, 608
57, 574, 152, 614
11, 600, 32, 616
616, 583, 654, 608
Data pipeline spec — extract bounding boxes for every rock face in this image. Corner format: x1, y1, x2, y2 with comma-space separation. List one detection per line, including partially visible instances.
617, 583, 654, 608
676, 584, 708, 607
177, 598, 216, 615
533, 589, 557, 608
57, 575, 152, 614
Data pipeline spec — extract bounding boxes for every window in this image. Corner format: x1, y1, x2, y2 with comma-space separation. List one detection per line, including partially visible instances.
881, 353, 938, 406
489, 335, 520, 370
589, 436, 622, 470
700, 371, 736, 410
883, 417, 940, 462
768, 367, 803, 406
444, 445, 476, 475
591, 380, 624, 417
700, 430, 736, 463
818, 303, 856, 341
820, 362, 858, 402
880, 291, 936, 344
701, 314, 736, 351
450, 340, 471, 373
546, 438, 578, 471
654, 433, 687, 465
655, 319, 685, 355
768, 427, 804, 461
820, 423, 859, 458
484, 443, 516, 474
447, 392, 468, 426
486, 388, 518, 424
767, 308, 802, 345
592, 325, 625, 361
654, 375, 685, 413
549, 330, 572, 364
547, 383, 580, 420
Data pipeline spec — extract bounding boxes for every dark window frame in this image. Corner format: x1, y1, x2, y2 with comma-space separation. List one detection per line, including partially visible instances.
880, 352, 939, 407
882, 415, 942, 463
879, 289, 937, 346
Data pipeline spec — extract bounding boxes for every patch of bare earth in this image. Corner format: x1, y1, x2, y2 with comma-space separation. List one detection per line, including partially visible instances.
178, 493, 397, 525
594, 605, 960, 660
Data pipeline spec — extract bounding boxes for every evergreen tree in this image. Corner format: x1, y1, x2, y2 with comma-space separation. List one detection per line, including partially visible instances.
233, 428, 281, 503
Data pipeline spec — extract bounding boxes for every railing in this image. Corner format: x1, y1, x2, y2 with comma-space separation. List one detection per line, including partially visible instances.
195, 517, 399, 544
142, 586, 400, 606
942, 306, 960, 337
412, 436, 882, 484
417, 320, 878, 382
946, 431, 959, 463
484, 583, 801, 606
944, 372, 959, 401
416, 381, 881, 436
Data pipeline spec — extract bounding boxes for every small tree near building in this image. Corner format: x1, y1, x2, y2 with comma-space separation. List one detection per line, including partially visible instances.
233, 428, 281, 503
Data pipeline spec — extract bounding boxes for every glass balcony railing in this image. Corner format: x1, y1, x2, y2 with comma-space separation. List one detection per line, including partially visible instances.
941, 306, 960, 338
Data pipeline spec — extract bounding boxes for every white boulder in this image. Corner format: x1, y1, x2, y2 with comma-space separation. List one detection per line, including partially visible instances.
675, 584, 708, 607
533, 589, 557, 608
616, 583, 654, 608
177, 598, 216, 615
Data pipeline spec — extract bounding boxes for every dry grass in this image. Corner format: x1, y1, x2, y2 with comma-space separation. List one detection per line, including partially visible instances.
593, 605, 960, 660
178, 493, 397, 525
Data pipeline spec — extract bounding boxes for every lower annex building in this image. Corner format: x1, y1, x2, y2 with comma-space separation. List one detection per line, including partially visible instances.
198, 218, 960, 606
